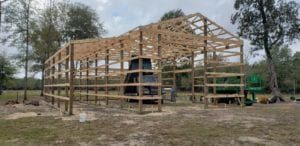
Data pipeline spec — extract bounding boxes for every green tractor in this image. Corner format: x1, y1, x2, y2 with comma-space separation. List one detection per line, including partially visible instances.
245, 74, 263, 104
216, 73, 263, 106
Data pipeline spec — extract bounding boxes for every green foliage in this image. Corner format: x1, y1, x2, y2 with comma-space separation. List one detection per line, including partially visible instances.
5, 78, 41, 90
231, 0, 300, 52
30, 6, 62, 73
3, 0, 37, 99
247, 47, 299, 93
2, 0, 36, 44
292, 52, 300, 81
0, 54, 16, 87
231, 0, 300, 96
160, 9, 185, 21
64, 2, 106, 40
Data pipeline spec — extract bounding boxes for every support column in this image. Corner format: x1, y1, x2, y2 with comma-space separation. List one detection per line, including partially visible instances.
203, 18, 209, 109
240, 44, 245, 107
120, 41, 124, 96
86, 57, 89, 102
51, 57, 55, 105
69, 43, 75, 115
191, 51, 195, 102
79, 60, 82, 101
57, 53, 62, 108
172, 57, 177, 100
213, 47, 217, 95
157, 29, 162, 112
95, 54, 98, 104
138, 30, 144, 113
64, 47, 69, 112
105, 47, 109, 105
212, 46, 217, 105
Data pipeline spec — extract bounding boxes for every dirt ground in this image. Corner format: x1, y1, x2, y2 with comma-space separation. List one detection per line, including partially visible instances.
0, 97, 299, 146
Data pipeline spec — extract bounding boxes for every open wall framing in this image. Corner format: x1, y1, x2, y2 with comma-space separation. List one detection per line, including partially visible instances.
44, 13, 245, 114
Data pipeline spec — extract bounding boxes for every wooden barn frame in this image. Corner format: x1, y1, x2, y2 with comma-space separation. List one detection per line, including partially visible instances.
43, 13, 245, 114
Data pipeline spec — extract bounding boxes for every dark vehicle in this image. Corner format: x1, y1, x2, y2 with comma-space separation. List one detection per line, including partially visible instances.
123, 58, 161, 96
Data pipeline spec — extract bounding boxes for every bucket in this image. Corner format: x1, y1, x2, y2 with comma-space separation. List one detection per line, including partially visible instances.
79, 112, 87, 123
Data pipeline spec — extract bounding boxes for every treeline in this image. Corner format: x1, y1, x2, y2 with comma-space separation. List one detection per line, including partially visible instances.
0, 0, 105, 98
246, 47, 300, 93
4, 78, 41, 90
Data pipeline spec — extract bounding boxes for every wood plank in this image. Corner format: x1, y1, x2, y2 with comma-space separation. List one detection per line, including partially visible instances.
174, 69, 192, 73
206, 94, 244, 98
44, 93, 70, 101
79, 93, 162, 100
44, 83, 70, 87
206, 84, 244, 87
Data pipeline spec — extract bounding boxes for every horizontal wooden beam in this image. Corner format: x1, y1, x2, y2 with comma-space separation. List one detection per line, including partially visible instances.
44, 93, 70, 101
79, 93, 161, 100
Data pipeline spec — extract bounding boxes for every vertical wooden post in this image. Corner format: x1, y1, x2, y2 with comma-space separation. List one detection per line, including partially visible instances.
79, 60, 82, 101
213, 47, 217, 95
86, 57, 89, 102
51, 57, 55, 105
69, 43, 75, 115
105, 47, 109, 105
172, 57, 177, 99
212, 46, 218, 105
95, 54, 98, 104
138, 30, 143, 113
203, 18, 209, 109
157, 27, 162, 112
64, 47, 69, 112
120, 41, 124, 95
191, 51, 195, 102
57, 53, 62, 108
43, 62, 47, 100
240, 44, 245, 107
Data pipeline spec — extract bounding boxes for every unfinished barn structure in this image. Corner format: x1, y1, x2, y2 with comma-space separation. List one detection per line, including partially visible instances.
43, 13, 244, 114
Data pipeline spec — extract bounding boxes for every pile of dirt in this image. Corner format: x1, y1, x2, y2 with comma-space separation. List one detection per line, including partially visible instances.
5, 100, 19, 105
24, 100, 39, 106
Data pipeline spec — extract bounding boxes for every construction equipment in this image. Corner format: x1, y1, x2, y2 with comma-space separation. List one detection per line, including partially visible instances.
215, 74, 263, 106
246, 74, 263, 103
123, 58, 160, 96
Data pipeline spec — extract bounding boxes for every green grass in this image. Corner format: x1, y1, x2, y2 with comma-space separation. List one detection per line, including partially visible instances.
0, 90, 40, 102
0, 90, 299, 145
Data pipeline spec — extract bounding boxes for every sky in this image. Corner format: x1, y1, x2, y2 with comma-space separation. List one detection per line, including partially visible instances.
74, 0, 300, 55
1, 0, 300, 78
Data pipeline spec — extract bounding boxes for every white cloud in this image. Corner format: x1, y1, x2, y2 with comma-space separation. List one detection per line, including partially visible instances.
113, 16, 122, 23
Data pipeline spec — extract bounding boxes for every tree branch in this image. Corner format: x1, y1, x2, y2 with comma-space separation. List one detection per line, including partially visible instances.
270, 24, 283, 48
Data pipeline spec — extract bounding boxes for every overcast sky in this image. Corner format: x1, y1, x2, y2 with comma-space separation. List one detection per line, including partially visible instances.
74, 0, 300, 54
2, 0, 300, 78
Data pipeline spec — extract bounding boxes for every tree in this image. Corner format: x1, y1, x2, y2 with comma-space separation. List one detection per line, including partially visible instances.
30, 5, 62, 96
0, 0, 9, 30
3, 0, 36, 101
64, 2, 105, 40
160, 9, 185, 21
231, 0, 300, 98
0, 53, 16, 94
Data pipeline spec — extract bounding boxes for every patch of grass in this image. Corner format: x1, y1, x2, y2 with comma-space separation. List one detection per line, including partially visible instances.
0, 117, 63, 145
0, 90, 40, 102
0, 115, 136, 145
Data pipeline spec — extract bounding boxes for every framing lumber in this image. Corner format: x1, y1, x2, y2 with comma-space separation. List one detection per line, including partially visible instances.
43, 13, 244, 114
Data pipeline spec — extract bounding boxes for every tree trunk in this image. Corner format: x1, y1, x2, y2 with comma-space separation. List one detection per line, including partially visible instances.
23, 2, 29, 101
258, 0, 283, 101
265, 48, 282, 97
